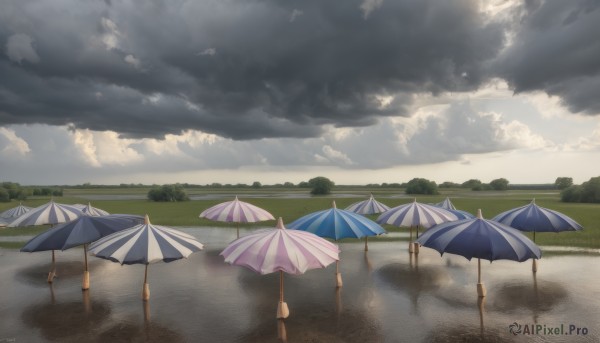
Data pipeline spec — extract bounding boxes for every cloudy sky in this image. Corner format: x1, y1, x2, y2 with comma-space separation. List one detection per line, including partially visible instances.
1, 0, 599, 186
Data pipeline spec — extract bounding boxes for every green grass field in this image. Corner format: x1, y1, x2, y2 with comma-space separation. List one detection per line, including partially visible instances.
1, 188, 598, 250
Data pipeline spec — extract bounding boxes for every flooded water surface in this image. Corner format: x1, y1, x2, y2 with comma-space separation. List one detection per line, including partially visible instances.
1, 227, 598, 342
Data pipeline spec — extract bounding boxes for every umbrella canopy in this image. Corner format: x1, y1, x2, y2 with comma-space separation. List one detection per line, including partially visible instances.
492, 199, 583, 235
199, 196, 275, 238
376, 199, 458, 253
20, 214, 144, 290
416, 209, 541, 297
289, 200, 385, 254
435, 197, 457, 210
345, 194, 391, 215
221, 217, 339, 318
8, 200, 83, 227
89, 215, 204, 300
8, 200, 84, 283
81, 202, 110, 216
0, 202, 33, 219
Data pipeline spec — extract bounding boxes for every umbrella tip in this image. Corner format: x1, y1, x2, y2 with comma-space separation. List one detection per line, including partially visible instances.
332, 201, 337, 209
144, 214, 150, 225
532, 198, 536, 204
477, 209, 483, 219
276, 217, 285, 230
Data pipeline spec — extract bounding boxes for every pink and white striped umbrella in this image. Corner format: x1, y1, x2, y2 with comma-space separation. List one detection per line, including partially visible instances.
221, 217, 339, 318
199, 196, 275, 238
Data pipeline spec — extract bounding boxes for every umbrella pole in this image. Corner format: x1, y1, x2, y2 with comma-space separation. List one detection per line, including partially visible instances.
236, 223, 239, 239
82, 244, 90, 290
47, 250, 56, 283
364, 236, 368, 252
335, 260, 343, 288
276, 271, 289, 319
477, 258, 486, 297
413, 226, 420, 255
532, 231, 538, 273
409, 227, 414, 253
142, 264, 150, 301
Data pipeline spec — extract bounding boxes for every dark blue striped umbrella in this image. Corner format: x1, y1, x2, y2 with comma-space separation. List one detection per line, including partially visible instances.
435, 197, 457, 210
89, 215, 204, 300
417, 209, 541, 297
9, 200, 84, 282
288, 201, 385, 287
491, 199, 582, 272
21, 214, 144, 290
0, 202, 32, 219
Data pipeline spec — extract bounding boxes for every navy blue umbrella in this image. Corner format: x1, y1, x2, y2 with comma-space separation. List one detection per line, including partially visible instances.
492, 199, 582, 272
21, 214, 144, 289
288, 201, 386, 287
417, 209, 541, 297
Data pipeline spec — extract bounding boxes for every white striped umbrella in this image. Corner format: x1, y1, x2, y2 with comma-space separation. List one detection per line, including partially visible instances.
89, 215, 204, 300
376, 199, 458, 253
199, 196, 275, 238
0, 202, 33, 219
492, 199, 583, 272
345, 194, 391, 215
417, 209, 541, 297
81, 202, 110, 216
434, 197, 457, 210
9, 200, 84, 282
221, 217, 339, 319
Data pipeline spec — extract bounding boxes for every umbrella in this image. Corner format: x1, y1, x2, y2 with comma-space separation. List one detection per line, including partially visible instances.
416, 209, 541, 297
81, 202, 110, 216
0, 202, 33, 219
376, 198, 458, 253
21, 214, 144, 290
89, 215, 204, 300
9, 200, 84, 282
345, 194, 391, 215
287, 201, 385, 286
491, 199, 583, 272
199, 196, 275, 238
220, 217, 339, 319
435, 197, 457, 210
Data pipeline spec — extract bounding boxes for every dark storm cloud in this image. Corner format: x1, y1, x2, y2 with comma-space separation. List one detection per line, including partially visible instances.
0, 0, 505, 140
496, 0, 600, 114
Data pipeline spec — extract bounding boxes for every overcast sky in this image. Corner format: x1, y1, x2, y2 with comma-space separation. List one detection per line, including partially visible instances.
1, 0, 599, 186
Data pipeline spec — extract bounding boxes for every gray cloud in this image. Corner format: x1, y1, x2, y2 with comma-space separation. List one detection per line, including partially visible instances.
496, 0, 600, 114
0, 0, 505, 140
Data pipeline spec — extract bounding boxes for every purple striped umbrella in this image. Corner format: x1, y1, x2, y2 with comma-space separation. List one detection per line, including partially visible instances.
377, 199, 458, 253
345, 194, 391, 215
9, 200, 84, 282
199, 196, 275, 238
221, 217, 339, 319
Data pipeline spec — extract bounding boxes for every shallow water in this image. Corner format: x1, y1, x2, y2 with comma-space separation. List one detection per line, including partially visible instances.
1, 227, 598, 342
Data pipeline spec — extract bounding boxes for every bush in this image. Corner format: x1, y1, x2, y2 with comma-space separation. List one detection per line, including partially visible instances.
308, 177, 334, 195
147, 184, 189, 202
0, 188, 9, 202
462, 179, 482, 190
490, 178, 509, 191
561, 176, 600, 203
561, 185, 583, 202
554, 177, 573, 190
405, 178, 439, 195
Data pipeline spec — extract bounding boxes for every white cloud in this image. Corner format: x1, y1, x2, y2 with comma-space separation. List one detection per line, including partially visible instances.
5, 33, 40, 64
0, 127, 31, 156
290, 9, 304, 22
124, 54, 141, 69
360, 0, 384, 19
100, 17, 121, 50
197, 48, 216, 56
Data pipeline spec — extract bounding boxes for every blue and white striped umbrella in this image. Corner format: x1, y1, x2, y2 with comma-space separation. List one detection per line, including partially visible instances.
81, 202, 110, 216
417, 209, 541, 297
8, 200, 83, 227
377, 199, 459, 229
89, 215, 204, 300
435, 197, 457, 210
345, 194, 391, 215
492, 199, 583, 240
0, 202, 33, 219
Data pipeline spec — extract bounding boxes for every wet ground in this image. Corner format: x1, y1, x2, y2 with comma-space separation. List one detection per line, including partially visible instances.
1, 227, 598, 342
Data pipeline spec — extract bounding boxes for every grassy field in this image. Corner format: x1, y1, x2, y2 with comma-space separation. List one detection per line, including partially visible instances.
1, 188, 598, 250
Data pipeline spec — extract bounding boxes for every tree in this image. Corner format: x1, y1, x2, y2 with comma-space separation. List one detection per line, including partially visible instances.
461, 179, 482, 190
561, 185, 583, 202
561, 176, 600, 203
283, 182, 295, 187
490, 178, 509, 191
554, 177, 573, 190
439, 181, 461, 188
308, 177, 334, 195
405, 178, 439, 195
251, 181, 262, 188
0, 188, 9, 202
147, 184, 189, 202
